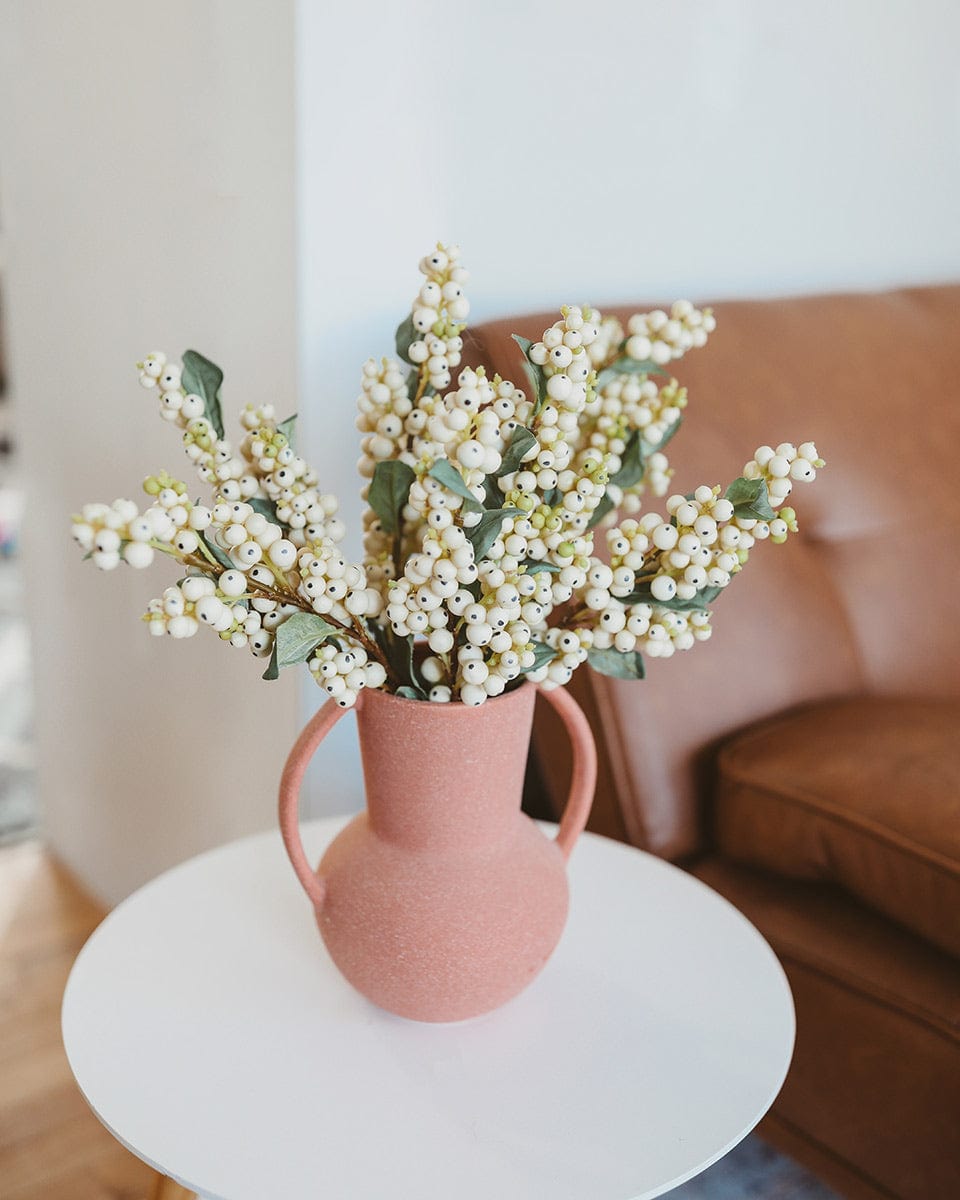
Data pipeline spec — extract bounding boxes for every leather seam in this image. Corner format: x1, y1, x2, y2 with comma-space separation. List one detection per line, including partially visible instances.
718, 773, 960, 879
718, 700, 952, 767
591, 678, 649, 850
776, 946, 960, 1045
762, 1111, 903, 1200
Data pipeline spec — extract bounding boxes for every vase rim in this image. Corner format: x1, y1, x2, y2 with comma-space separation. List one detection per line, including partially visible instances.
355, 680, 538, 717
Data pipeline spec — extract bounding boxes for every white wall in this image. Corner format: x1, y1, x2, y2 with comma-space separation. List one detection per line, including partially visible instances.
0, 1, 300, 904
295, 0, 960, 804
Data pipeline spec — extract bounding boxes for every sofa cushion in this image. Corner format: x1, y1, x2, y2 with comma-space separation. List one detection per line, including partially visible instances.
714, 696, 960, 958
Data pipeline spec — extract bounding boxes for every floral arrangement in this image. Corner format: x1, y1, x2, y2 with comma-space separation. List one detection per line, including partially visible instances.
72, 244, 824, 708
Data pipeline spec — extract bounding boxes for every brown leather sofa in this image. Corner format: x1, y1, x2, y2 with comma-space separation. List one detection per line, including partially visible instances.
467, 287, 960, 1200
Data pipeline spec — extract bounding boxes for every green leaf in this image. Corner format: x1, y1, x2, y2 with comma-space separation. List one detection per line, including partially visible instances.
465, 507, 523, 561
201, 535, 234, 571
588, 647, 646, 679
647, 413, 683, 455
520, 559, 559, 573
623, 583, 722, 612
371, 623, 419, 689
609, 430, 645, 489
724, 477, 776, 521
273, 612, 338, 672
395, 685, 428, 701
586, 493, 615, 530
543, 487, 561, 507
596, 356, 668, 388
511, 331, 533, 357
526, 640, 556, 671
181, 350, 225, 441
482, 476, 502, 509
497, 425, 537, 477
261, 640, 279, 680
395, 314, 418, 364
406, 373, 435, 402
276, 414, 297, 449
511, 334, 549, 415
247, 497, 279, 523
606, 414, 684, 495
428, 459, 482, 511
368, 460, 416, 535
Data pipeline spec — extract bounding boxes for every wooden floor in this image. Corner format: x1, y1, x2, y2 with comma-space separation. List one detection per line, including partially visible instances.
0, 840, 178, 1200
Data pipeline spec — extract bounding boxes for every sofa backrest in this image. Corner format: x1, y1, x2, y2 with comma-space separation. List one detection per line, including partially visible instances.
467, 286, 960, 859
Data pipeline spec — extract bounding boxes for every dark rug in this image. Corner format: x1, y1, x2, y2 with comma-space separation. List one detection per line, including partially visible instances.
669, 1134, 839, 1198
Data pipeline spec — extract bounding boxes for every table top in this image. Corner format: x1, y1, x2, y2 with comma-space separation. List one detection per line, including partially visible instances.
62, 817, 794, 1200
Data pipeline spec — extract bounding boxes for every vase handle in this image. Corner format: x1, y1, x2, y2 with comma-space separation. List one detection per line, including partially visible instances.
538, 685, 597, 861
278, 695, 356, 910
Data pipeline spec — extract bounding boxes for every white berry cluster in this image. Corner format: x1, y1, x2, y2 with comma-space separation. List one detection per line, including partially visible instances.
144, 583, 204, 640
138, 353, 344, 555
645, 488, 740, 603
71, 473, 216, 571
385, 525, 478, 651
498, 453, 610, 585
360, 366, 531, 592
297, 540, 383, 623
585, 376, 686, 466
630, 607, 712, 659
72, 498, 153, 570
203, 499, 297, 575
242, 425, 344, 546
356, 358, 411, 471
441, 575, 544, 705
574, 375, 687, 519
76, 242, 826, 709
432, 368, 521, 483
449, 618, 542, 706
527, 626, 593, 688
743, 442, 824, 509
308, 643, 387, 709
599, 444, 821, 615
75, 461, 370, 679
145, 579, 234, 642
554, 594, 711, 665
586, 315, 625, 368
625, 301, 716, 365
602, 488, 743, 608
525, 307, 601, 477
640, 452, 672, 500
406, 244, 469, 393
143, 574, 279, 656
138, 353, 250, 490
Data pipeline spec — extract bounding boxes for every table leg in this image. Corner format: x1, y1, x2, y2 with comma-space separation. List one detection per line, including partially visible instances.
150, 1174, 196, 1200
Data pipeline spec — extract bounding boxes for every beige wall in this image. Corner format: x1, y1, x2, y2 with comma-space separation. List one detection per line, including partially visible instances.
0, 1, 300, 904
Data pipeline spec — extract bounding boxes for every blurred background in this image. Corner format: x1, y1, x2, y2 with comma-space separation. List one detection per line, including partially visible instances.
0, 2, 958, 1198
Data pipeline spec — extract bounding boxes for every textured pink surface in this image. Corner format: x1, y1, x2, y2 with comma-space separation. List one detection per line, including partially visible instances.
279, 684, 596, 1021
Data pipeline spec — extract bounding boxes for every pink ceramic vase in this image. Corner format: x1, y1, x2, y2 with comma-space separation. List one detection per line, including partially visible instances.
278, 683, 597, 1022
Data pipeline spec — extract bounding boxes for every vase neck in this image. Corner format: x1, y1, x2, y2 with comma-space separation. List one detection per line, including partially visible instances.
356, 685, 537, 849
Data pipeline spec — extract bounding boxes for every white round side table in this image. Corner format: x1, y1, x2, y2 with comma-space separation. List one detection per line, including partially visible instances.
62, 818, 794, 1200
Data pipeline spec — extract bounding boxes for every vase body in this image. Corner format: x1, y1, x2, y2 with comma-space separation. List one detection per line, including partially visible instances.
279, 683, 596, 1022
